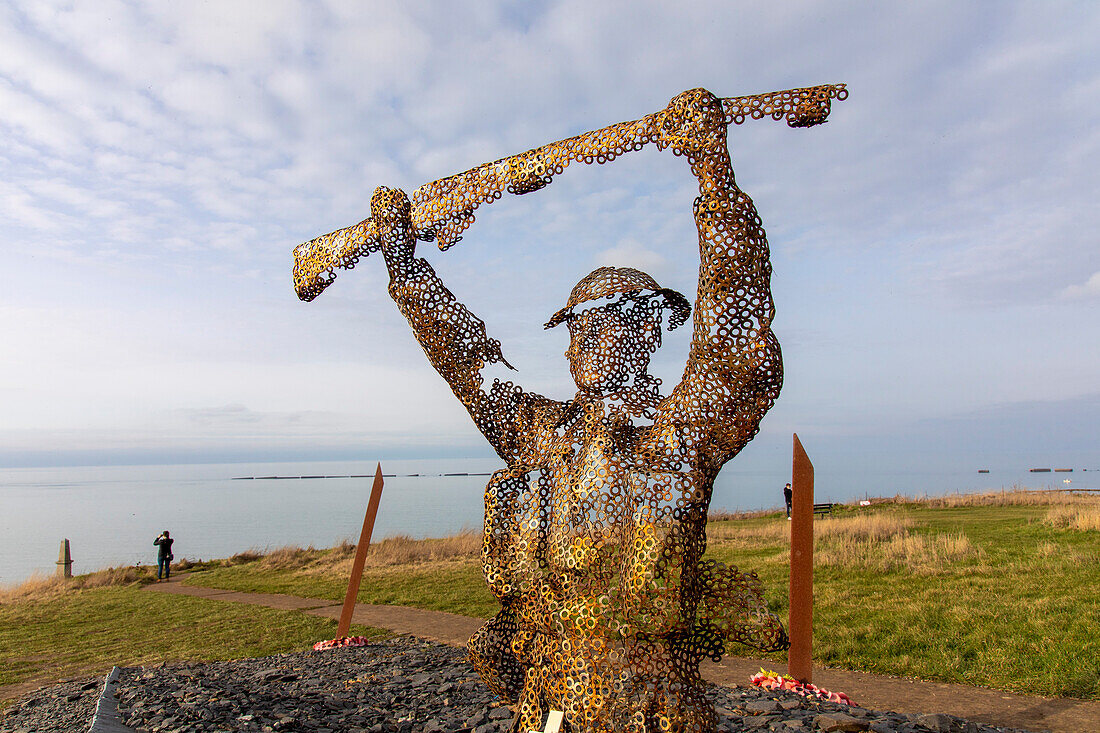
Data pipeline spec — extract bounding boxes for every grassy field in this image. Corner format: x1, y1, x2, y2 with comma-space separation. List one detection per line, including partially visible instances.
0, 567, 385, 706
178, 532, 498, 618
705, 494, 1100, 699
179, 491, 1100, 700
1, 490, 1097, 705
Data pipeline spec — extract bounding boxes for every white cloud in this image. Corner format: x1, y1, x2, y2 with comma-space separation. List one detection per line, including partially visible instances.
596, 237, 667, 273
1060, 271, 1100, 300
0, 0, 1098, 463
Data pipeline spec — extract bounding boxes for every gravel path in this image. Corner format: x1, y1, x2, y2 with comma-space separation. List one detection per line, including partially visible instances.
0, 637, 1041, 733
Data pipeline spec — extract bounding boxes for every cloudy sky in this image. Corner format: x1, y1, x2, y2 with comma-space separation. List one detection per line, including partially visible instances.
1, 1, 1097, 470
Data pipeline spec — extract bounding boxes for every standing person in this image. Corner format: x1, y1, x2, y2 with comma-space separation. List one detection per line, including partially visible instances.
153, 530, 173, 581
784, 482, 793, 520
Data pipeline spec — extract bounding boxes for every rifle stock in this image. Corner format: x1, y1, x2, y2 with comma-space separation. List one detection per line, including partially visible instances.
292, 83, 846, 302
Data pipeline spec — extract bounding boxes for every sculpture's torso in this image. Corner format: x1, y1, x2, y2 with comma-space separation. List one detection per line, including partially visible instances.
486, 395, 708, 641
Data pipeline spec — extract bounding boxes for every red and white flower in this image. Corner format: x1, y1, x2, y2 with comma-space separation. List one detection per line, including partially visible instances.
750, 668, 857, 706
312, 636, 372, 651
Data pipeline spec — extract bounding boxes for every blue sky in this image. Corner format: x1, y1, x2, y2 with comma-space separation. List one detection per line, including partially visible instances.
0, 1, 1097, 470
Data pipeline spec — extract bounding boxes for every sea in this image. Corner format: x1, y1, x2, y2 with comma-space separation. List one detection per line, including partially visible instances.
0, 457, 1092, 586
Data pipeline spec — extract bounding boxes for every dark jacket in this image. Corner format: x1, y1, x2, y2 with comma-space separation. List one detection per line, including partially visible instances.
154, 536, 174, 560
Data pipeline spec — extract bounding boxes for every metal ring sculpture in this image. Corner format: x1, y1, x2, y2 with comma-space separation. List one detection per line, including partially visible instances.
293, 84, 847, 733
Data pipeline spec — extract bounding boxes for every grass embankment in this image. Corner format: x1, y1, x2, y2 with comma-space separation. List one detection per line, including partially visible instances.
0, 566, 384, 705
182, 491, 1100, 700
707, 493, 1100, 699
1, 491, 1096, 705
182, 532, 496, 618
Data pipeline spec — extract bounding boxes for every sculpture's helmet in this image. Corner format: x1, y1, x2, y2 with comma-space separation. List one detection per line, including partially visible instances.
544, 266, 691, 330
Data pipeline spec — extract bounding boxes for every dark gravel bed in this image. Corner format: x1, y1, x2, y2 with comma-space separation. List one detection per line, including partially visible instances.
1, 637, 1040, 733
1, 676, 102, 733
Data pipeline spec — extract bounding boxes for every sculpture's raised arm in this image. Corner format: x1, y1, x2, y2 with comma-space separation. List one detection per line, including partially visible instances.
652, 84, 846, 463
293, 217, 380, 302
721, 83, 847, 127
291, 83, 847, 462
409, 115, 656, 249
369, 187, 561, 463
290, 116, 655, 302
410, 84, 846, 250
293, 84, 845, 303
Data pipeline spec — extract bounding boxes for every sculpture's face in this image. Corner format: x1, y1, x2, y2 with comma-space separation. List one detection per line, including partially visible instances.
565, 301, 660, 394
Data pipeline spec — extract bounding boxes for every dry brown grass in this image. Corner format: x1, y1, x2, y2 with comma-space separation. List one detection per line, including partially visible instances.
0, 565, 153, 603
228, 550, 264, 565
871, 488, 1100, 509
3, 532, 483, 603
708, 513, 913, 544
231, 531, 484, 578
816, 531, 978, 574
708, 512, 978, 574
1035, 541, 1060, 559
1028, 539, 1096, 566
816, 513, 914, 541
76, 565, 147, 588
363, 532, 481, 565
0, 572, 66, 602
706, 519, 789, 543
255, 546, 317, 570
707, 508, 774, 522
1042, 505, 1100, 531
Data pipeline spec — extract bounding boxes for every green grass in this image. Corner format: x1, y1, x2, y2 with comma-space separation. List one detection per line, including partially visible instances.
185, 558, 499, 619
704, 503, 1100, 699
182, 500, 1100, 700
0, 585, 386, 695
3, 499, 1097, 703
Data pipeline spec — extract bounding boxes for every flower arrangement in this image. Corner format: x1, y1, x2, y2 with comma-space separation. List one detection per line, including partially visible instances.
749, 668, 857, 706
312, 636, 373, 651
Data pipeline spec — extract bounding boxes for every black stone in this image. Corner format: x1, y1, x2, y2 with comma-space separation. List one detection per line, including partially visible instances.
0, 637, 1045, 733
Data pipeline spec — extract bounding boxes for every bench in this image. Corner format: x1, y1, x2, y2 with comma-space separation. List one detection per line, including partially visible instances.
813, 503, 834, 518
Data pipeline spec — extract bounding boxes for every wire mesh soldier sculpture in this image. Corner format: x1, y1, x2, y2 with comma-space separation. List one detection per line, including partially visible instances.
294, 84, 847, 732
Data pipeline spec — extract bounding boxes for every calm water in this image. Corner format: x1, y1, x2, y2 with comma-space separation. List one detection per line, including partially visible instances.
0, 457, 1091, 585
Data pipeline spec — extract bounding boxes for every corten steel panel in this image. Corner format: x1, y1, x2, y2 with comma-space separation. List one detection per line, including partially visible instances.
789, 434, 815, 684
338, 463, 385, 638
294, 85, 846, 732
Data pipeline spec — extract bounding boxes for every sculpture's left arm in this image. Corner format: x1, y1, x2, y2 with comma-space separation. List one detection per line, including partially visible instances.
654, 86, 843, 466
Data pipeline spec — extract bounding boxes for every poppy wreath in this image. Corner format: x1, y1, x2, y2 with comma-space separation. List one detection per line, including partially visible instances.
312, 636, 372, 651
749, 668, 857, 706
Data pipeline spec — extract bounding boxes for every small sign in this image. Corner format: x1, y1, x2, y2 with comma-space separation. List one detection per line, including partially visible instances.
529, 709, 564, 733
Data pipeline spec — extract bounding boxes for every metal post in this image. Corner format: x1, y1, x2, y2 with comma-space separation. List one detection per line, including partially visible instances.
788, 433, 814, 683
337, 463, 385, 638
57, 538, 73, 578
